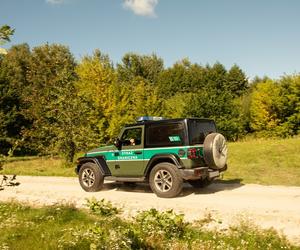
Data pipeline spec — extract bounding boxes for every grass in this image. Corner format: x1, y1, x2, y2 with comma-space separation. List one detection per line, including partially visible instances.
1, 157, 76, 177
0, 200, 298, 250
1, 137, 300, 186
224, 136, 300, 186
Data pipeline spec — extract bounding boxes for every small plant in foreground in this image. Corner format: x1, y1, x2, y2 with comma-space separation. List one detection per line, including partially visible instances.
136, 208, 188, 239
86, 198, 121, 216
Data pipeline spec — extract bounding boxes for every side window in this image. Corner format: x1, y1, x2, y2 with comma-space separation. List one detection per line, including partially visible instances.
146, 123, 185, 147
121, 128, 142, 146
188, 120, 216, 145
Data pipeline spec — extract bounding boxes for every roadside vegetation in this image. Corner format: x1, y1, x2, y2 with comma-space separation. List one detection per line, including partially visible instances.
2, 137, 300, 186
0, 199, 298, 250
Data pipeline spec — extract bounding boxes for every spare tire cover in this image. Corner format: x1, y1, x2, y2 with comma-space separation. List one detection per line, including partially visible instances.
203, 133, 228, 170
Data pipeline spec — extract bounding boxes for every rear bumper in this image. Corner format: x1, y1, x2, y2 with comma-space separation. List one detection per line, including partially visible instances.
179, 167, 222, 180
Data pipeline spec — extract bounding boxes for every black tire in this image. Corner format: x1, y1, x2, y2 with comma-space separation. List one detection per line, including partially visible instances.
188, 178, 212, 188
79, 162, 104, 192
149, 162, 183, 198
204, 133, 228, 170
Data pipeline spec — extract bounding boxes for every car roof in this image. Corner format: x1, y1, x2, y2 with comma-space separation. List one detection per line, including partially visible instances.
125, 118, 214, 128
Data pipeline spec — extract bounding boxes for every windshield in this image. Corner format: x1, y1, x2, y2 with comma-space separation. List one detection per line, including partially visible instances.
188, 119, 216, 144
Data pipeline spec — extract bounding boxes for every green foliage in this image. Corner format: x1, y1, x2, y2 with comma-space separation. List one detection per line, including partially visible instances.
117, 53, 164, 83
0, 25, 14, 45
0, 44, 31, 155
21, 44, 92, 162
0, 139, 22, 170
86, 198, 121, 216
0, 201, 296, 250
157, 59, 205, 98
76, 51, 164, 142
249, 76, 300, 137
136, 208, 187, 239
226, 64, 249, 96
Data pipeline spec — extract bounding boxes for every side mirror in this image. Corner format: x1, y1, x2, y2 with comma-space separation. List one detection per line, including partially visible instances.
114, 138, 121, 150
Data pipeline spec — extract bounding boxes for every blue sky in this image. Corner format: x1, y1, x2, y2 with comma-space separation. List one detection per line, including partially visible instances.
1, 0, 300, 79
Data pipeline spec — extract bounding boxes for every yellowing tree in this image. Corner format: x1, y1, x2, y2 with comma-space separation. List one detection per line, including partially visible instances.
130, 77, 163, 117
249, 80, 282, 134
75, 50, 117, 142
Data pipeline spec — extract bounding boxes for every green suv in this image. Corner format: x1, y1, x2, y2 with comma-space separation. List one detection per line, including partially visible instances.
76, 117, 228, 198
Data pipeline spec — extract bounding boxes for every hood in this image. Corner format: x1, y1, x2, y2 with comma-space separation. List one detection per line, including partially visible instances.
86, 145, 115, 155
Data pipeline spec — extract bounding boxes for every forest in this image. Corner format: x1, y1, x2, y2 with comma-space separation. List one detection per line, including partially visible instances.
0, 27, 299, 163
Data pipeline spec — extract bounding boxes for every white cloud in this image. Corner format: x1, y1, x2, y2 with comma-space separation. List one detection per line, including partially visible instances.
46, 0, 67, 5
123, 0, 158, 17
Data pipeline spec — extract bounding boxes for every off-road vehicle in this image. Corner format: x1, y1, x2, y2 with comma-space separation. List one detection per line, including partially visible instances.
76, 117, 228, 198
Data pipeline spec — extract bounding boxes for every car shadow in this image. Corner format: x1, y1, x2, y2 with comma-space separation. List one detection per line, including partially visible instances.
180, 178, 244, 197
102, 178, 244, 197
102, 181, 153, 193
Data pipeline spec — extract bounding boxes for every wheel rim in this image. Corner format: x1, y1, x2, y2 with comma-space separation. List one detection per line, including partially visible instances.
154, 169, 173, 192
82, 168, 95, 187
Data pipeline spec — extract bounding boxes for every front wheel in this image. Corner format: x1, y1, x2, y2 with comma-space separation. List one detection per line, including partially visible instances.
79, 162, 104, 192
149, 163, 183, 198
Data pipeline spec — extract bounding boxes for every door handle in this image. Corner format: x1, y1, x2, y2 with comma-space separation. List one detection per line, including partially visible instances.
134, 151, 142, 155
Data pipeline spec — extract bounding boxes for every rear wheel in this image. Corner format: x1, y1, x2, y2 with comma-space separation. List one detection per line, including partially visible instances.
149, 163, 183, 198
79, 162, 104, 192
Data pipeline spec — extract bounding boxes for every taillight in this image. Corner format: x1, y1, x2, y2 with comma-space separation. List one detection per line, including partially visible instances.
187, 148, 202, 159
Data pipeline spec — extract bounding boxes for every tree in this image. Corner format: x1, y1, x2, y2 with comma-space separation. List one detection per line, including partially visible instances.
185, 89, 243, 140
0, 25, 15, 55
117, 53, 164, 83
0, 44, 31, 155
24, 44, 89, 162
278, 75, 300, 135
226, 65, 248, 96
157, 59, 206, 99
249, 80, 282, 136
75, 50, 117, 143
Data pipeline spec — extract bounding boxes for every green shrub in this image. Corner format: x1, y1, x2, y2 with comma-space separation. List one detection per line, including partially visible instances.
136, 208, 187, 239
86, 198, 121, 216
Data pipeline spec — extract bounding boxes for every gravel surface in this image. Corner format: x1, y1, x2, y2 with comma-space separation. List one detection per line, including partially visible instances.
1, 175, 300, 245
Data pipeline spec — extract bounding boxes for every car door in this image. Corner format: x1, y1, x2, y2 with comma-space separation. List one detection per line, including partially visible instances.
114, 126, 145, 177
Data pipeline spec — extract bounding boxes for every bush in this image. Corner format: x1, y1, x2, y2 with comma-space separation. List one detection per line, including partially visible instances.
86, 198, 121, 216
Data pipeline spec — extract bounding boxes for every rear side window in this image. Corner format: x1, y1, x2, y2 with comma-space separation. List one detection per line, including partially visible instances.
188, 120, 216, 145
146, 122, 185, 147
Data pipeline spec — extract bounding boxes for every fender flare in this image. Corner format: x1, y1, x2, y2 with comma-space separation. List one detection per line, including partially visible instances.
76, 156, 111, 176
144, 154, 183, 176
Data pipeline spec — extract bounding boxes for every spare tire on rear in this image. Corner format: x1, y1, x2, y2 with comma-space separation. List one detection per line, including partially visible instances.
203, 133, 228, 170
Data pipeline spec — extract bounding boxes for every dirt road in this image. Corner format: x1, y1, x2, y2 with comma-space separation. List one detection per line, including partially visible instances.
1, 176, 300, 244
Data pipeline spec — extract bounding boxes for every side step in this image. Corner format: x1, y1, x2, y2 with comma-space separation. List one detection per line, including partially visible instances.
105, 176, 146, 182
